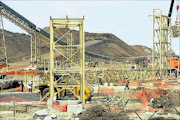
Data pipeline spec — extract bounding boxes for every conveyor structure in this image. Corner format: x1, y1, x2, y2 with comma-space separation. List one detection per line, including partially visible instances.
0, 1, 110, 65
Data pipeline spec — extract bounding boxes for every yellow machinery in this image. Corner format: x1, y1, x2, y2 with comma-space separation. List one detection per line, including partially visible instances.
38, 74, 94, 101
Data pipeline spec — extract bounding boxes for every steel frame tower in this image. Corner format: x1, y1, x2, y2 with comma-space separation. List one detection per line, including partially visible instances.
49, 17, 85, 104
0, 13, 8, 69
152, 9, 172, 77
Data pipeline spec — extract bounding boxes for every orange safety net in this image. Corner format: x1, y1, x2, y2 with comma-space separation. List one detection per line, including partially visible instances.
130, 88, 168, 109
0, 96, 30, 103
8, 64, 30, 68
152, 76, 158, 81
0, 96, 47, 106
52, 101, 67, 112
130, 81, 141, 87
6, 71, 16, 75
156, 80, 169, 88
118, 79, 124, 83
98, 87, 115, 96
0, 70, 37, 75
0, 64, 7, 68
136, 88, 148, 108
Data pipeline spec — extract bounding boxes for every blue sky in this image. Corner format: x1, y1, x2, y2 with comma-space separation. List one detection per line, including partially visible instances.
2, 0, 180, 55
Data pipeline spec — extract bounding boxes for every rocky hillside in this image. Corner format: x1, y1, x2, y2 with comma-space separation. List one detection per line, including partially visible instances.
44, 27, 152, 58
0, 28, 151, 61
0, 30, 31, 61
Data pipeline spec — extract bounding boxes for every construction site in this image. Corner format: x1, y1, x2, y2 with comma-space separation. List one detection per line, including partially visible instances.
0, 0, 180, 120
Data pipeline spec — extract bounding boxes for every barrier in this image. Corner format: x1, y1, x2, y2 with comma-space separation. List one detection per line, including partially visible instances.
130, 88, 168, 109
0, 70, 37, 75
52, 101, 67, 112
0, 64, 7, 68
118, 79, 124, 83
130, 81, 141, 87
98, 87, 115, 96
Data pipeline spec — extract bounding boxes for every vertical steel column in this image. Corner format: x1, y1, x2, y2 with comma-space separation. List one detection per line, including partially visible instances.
50, 17, 54, 100
152, 10, 155, 74
80, 17, 85, 104
31, 34, 37, 65
159, 9, 162, 76
36, 33, 41, 66
31, 32, 42, 66
0, 14, 8, 70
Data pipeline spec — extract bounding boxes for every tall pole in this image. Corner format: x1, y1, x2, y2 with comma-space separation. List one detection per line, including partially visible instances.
152, 9, 155, 76
80, 17, 85, 104
159, 9, 162, 76
50, 17, 54, 100
177, 38, 180, 76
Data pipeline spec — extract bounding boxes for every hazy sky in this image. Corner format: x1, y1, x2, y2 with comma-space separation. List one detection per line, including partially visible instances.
2, 0, 180, 55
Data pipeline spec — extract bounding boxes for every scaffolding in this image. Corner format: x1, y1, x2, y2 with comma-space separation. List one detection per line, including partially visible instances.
66, 33, 74, 67
0, 13, 8, 70
31, 32, 41, 66
152, 9, 172, 77
49, 16, 85, 104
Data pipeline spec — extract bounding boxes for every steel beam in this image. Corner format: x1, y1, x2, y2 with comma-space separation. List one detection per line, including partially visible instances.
50, 17, 54, 100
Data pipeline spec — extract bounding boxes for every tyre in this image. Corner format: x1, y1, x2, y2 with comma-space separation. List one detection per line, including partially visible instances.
42, 88, 50, 100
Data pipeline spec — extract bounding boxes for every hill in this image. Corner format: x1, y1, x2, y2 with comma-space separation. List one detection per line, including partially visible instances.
44, 27, 152, 58
0, 29, 151, 62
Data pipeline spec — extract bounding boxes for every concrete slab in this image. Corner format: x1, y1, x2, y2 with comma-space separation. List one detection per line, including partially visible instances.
67, 104, 84, 115
56, 100, 81, 105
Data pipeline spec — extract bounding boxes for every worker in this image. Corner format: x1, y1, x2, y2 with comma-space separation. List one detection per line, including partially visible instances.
99, 78, 102, 85
125, 77, 129, 90
175, 69, 178, 78
28, 81, 33, 92
20, 80, 24, 92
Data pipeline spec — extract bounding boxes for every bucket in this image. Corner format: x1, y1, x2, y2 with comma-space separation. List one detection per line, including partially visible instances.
104, 83, 108, 87
109, 83, 113, 86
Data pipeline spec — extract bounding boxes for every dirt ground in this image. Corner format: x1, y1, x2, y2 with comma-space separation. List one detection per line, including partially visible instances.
0, 105, 74, 120
0, 78, 179, 120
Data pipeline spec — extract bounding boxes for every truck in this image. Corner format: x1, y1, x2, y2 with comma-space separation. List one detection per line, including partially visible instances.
85, 59, 98, 67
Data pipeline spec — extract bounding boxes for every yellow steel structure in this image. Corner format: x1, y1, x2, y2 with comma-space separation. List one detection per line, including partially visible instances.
152, 9, 172, 77
67, 33, 74, 67
31, 32, 42, 66
0, 13, 8, 70
49, 17, 85, 104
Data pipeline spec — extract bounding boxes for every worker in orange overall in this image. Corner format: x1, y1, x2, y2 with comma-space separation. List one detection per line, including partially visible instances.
125, 77, 129, 90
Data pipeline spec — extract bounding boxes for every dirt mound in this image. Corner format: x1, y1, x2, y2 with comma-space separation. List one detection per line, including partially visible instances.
151, 92, 180, 108
78, 105, 129, 120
